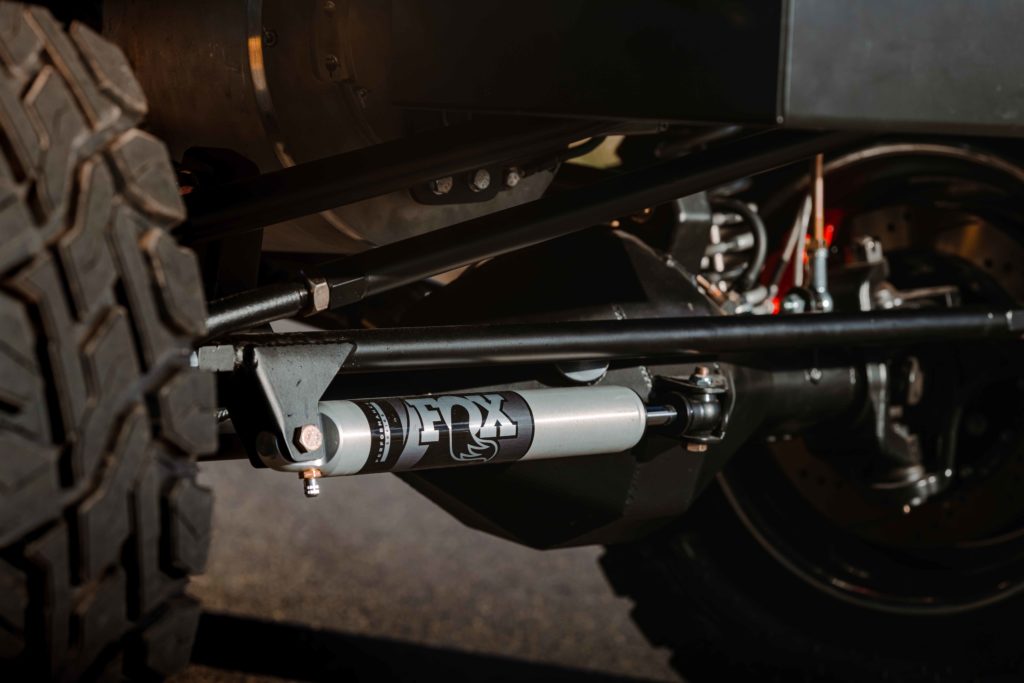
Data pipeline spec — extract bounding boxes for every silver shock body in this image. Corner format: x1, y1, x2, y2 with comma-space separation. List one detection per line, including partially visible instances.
318, 386, 648, 476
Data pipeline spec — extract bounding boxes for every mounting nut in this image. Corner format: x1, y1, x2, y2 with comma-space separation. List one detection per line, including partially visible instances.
468, 168, 491, 192
691, 365, 715, 387
294, 424, 324, 453
306, 278, 330, 315
503, 167, 522, 189
429, 176, 454, 196
686, 442, 709, 453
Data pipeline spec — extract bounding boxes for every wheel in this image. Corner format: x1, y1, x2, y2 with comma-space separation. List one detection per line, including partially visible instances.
0, 5, 216, 680
601, 143, 1024, 682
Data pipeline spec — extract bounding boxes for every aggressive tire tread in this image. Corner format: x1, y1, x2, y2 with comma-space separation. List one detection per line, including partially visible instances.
0, 5, 214, 680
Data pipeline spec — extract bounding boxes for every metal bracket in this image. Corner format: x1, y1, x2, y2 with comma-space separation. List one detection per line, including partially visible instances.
669, 192, 713, 274
861, 360, 949, 507
652, 366, 733, 451
225, 342, 354, 471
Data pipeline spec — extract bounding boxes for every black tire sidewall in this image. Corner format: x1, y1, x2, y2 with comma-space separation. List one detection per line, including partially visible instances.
630, 465, 1024, 682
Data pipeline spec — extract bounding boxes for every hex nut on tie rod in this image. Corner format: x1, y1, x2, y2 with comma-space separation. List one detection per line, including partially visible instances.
303, 278, 331, 316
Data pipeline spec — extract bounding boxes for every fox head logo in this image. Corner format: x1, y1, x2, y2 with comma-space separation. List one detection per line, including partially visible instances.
406, 394, 518, 462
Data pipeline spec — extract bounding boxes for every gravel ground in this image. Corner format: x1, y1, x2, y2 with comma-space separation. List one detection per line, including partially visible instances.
172, 461, 681, 682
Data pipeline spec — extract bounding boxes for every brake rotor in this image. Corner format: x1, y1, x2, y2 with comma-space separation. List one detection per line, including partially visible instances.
722, 142, 1024, 612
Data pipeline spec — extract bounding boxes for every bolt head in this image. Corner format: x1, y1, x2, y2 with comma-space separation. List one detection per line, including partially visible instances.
295, 424, 324, 453
686, 442, 709, 453
307, 278, 330, 314
691, 366, 715, 387
429, 176, 454, 196
503, 167, 522, 188
469, 168, 491, 192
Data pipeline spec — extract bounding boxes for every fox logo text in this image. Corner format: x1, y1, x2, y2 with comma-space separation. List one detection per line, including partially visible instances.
406, 394, 519, 462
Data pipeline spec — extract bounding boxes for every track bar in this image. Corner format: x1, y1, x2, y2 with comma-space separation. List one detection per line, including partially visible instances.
218, 309, 1023, 373
205, 130, 864, 338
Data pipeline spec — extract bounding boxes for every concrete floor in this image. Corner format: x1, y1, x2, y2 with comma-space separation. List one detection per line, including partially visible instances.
172, 461, 681, 682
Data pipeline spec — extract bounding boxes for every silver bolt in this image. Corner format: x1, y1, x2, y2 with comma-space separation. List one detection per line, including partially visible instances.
692, 365, 714, 387
295, 424, 324, 453
306, 278, 330, 314
503, 167, 522, 189
429, 176, 454, 196
808, 367, 823, 384
781, 293, 807, 314
323, 0, 336, 11
686, 442, 708, 453
469, 168, 491, 192
301, 468, 323, 498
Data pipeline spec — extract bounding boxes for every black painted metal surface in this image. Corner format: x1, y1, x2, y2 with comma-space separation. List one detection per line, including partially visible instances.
783, 0, 1024, 136
391, 0, 782, 124
391, 0, 1024, 137
204, 282, 311, 341
205, 130, 860, 337
179, 117, 608, 244
221, 309, 1023, 373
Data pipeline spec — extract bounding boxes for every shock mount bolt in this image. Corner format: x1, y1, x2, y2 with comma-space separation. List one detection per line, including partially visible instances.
295, 424, 324, 453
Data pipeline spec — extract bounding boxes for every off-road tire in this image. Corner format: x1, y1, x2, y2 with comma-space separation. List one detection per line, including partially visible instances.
601, 475, 1024, 682
0, 5, 216, 680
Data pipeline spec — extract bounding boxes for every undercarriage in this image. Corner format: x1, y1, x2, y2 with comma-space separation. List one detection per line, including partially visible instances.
1, 2, 1023, 680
